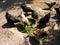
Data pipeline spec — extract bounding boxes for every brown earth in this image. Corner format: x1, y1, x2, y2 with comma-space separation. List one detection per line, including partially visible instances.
0, 0, 60, 45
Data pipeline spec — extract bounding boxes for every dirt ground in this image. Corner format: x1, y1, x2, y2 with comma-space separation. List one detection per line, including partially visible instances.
0, 0, 60, 45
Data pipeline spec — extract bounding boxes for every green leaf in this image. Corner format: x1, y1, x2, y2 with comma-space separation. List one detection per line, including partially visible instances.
25, 26, 33, 36
15, 14, 21, 20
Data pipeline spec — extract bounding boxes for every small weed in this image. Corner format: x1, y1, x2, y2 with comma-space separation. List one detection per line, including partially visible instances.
16, 15, 34, 36
15, 14, 21, 20
25, 26, 33, 36
17, 22, 34, 36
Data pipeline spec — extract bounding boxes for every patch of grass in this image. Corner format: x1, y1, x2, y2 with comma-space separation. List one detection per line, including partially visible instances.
16, 18, 35, 36
18, 22, 34, 36
16, 14, 36, 36
25, 26, 33, 36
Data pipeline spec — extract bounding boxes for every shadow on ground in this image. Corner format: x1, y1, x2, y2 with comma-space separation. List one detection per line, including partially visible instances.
52, 14, 60, 25
0, 0, 33, 12
29, 37, 40, 45
47, 30, 60, 45
2, 23, 16, 28
2, 22, 60, 45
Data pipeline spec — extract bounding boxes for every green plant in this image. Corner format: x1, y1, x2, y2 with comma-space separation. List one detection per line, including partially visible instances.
17, 22, 25, 32
25, 26, 33, 36
29, 19, 35, 26
15, 14, 21, 20
18, 22, 33, 36
16, 14, 34, 36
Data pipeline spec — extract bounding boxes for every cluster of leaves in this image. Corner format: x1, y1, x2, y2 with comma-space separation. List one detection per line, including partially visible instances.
16, 15, 35, 36
25, 26, 33, 36
18, 22, 34, 36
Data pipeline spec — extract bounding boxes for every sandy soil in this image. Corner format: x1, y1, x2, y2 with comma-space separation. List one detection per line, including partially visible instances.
0, 0, 60, 45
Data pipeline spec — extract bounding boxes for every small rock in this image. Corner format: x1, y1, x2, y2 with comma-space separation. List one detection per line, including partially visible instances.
54, 24, 59, 30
